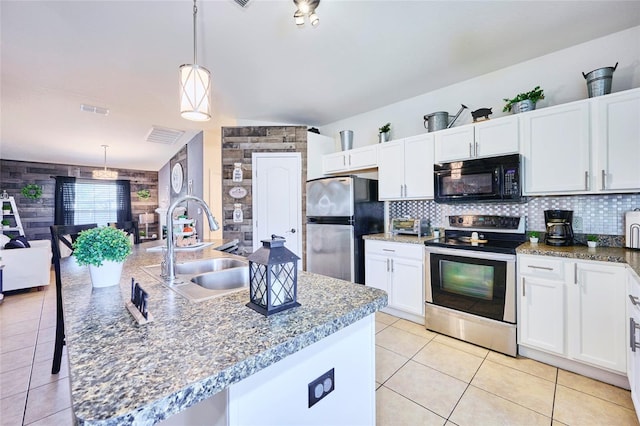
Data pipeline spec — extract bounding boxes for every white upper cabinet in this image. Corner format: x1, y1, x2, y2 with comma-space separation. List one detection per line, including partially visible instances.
378, 134, 434, 200
434, 115, 519, 162
594, 88, 640, 192
322, 145, 378, 175
521, 101, 591, 194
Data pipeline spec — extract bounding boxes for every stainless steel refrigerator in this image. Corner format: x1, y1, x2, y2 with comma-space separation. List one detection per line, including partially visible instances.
306, 176, 384, 284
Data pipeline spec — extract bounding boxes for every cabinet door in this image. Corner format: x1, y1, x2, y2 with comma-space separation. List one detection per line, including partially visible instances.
404, 134, 434, 199
434, 126, 475, 162
522, 102, 591, 194
322, 152, 347, 174
569, 262, 627, 373
628, 272, 640, 413
390, 257, 424, 316
348, 145, 378, 170
378, 140, 405, 200
595, 89, 640, 192
364, 253, 390, 293
519, 274, 565, 355
474, 115, 519, 158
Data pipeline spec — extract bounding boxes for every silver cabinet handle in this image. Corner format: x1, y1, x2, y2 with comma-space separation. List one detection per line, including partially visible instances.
391, 259, 394, 273
382, 249, 395, 252
475, 142, 479, 157
404, 184, 407, 197
469, 143, 473, 158
522, 276, 526, 297
585, 171, 589, 190
348, 154, 352, 166
602, 169, 606, 190
343, 156, 346, 166
574, 263, 578, 285
630, 317, 640, 352
527, 265, 553, 271
386, 258, 390, 272
630, 294, 640, 306
400, 185, 404, 198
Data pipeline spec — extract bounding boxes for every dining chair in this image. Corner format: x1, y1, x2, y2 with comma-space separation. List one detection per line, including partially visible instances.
108, 221, 141, 244
50, 223, 97, 374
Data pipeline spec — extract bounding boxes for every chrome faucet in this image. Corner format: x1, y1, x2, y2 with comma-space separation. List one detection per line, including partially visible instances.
164, 195, 219, 282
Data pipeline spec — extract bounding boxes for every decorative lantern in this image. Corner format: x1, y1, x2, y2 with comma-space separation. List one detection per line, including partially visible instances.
246, 235, 300, 316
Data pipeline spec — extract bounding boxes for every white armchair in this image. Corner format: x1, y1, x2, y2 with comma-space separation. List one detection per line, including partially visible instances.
1, 240, 52, 291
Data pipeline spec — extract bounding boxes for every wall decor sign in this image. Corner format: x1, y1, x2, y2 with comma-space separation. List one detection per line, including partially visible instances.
229, 186, 247, 199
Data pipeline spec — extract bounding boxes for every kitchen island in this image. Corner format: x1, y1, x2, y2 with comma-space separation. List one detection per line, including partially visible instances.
60, 241, 387, 425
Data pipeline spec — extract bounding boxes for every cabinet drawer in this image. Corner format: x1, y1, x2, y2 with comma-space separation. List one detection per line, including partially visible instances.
365, 240, 423, 260
518, 255, 564, 280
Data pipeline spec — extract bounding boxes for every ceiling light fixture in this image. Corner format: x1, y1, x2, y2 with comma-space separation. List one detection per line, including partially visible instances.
179, 0, 212, 121
93, 145, 118, 180
293, 0, 320, 28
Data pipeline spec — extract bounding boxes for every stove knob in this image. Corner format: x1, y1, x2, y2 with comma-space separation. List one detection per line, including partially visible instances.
458, 217, 464, 224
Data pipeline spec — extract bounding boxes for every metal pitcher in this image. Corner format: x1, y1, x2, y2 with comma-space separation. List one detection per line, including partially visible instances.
423, 104, 468, 132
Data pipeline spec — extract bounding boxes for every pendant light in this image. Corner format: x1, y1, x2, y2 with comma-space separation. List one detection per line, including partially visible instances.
93, 145, 118, 180
179, 0, 212, 121
293, 0, 320, 28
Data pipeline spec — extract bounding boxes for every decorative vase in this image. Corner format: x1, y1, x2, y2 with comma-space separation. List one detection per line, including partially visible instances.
89, 260, 124, 288
511, 100, 536, 114
587, 241, 597, 248
378, 131, 390, 143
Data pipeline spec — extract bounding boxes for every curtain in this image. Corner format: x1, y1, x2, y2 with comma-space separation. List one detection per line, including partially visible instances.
54, 177, 132, 226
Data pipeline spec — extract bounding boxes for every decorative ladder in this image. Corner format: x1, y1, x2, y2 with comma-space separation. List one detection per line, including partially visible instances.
1, 196, 25, 237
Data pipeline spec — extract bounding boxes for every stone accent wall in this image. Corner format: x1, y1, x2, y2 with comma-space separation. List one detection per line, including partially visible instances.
0, 160, 158, 241
221, 126, 307, 257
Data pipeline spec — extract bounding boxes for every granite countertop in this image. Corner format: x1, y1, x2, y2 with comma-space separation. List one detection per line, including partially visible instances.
363, 233, 436, 245
517, 242, 640, 279
60, 241, 387, 425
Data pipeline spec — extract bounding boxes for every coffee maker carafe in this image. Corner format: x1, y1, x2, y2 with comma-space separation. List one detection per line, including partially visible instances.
545, 210, 574, 246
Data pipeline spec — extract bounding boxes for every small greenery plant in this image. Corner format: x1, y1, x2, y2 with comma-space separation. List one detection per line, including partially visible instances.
587, 234, 599, 242
73, 227, 132, 267
1, 219, 9, 226
503, 86, 545, 112
528, 231, 540, 239
378, 122, 391, 134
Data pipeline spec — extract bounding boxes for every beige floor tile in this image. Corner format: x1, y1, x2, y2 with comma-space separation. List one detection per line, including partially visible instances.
36, 327, 56, 345
471, 359, 555, 417
0, 308, 41, 327
0, 330, 37, 354
413, 341, 484, 383
551, 420, 568, 426
25, 407, 74, 426
375, 321, 390, 334
376, 345, 408, 383
0, 391, 27, 426
432, 334, 489, 358
0, 346, 34, 374
391, 319, 438, 340
385, 360, 467, 418
557, 369, 634, 410
375, 311, 399, 325
33, 340, 58, 364
0, 365, 31, 399
29, 355, 69, 389
376, 326, 430, 358
450, 385, 550, 426
487, 351, 557, 382
376, 386, 446, 426
23, 378, 72, 425
554, 384, 639, 426
1, 318, 39, 339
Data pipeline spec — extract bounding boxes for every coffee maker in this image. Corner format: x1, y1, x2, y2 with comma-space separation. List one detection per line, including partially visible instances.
545, 210, 574, 246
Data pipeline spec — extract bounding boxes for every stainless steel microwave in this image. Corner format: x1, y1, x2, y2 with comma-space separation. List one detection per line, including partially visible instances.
434, 154, 522, 203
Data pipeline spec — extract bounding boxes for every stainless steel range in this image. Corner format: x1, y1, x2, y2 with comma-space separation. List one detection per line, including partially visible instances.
424, 215, 526, 357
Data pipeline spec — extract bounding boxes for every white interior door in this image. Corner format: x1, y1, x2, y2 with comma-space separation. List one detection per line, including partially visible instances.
252, 153, 302, 262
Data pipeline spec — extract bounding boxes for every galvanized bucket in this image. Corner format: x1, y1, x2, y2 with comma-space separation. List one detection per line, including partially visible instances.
583, 62, 618, 98
339, 130, 353, 151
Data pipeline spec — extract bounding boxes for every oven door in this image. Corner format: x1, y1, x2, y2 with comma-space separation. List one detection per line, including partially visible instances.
425, 246, 516, 323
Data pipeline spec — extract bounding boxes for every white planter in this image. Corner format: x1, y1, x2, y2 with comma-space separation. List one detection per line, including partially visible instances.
587, 241, 597, 248
529, 237, 539, 243
89, 260, 124, 288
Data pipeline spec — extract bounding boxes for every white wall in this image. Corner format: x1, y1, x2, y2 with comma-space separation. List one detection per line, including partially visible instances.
319, 26, 640, 150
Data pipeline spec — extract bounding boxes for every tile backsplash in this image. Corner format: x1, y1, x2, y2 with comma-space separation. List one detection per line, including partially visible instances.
389, 193, 640, 235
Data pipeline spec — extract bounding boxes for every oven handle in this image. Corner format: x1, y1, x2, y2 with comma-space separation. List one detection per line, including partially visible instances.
425, 246, 516, 262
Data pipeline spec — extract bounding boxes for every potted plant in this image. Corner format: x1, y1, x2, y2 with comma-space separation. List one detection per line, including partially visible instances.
1, 219, 9, 229
503, 86, 544, 114
137, 189, 151, 200
587, 234, 598, 248
378, 122, 391, 143
73, 226, 132, 288
2, 204, 11, 215
528, 231, 540, 243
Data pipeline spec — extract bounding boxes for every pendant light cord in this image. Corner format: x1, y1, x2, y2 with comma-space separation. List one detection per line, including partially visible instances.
193, 0, 198, 65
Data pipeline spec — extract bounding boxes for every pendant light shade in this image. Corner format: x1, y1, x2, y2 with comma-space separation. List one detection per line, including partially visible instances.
93, 145, 118, 180
179, 0, 212, 121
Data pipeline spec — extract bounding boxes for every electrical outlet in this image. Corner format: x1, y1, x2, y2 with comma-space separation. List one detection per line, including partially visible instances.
573, 216, 583, 232
308, 368, 334, 408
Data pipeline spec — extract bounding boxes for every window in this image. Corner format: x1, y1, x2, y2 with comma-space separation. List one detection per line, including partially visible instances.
54, 177, 131, 226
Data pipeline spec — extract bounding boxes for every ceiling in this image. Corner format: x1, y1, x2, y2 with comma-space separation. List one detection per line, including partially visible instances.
2, 1, 639, 171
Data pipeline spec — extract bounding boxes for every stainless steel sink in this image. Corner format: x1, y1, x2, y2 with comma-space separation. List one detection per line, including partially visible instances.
142, 256, 249, 302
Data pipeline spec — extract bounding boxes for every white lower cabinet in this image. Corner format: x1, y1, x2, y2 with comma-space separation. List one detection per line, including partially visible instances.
627, 272, 640, 417
518, 255, 627, 376
365, 240, 424, 319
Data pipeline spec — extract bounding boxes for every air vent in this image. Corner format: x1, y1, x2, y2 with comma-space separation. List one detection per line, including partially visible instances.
233, 0, 251, 7
80, 104, 109, 116
145, 126, 185, 145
